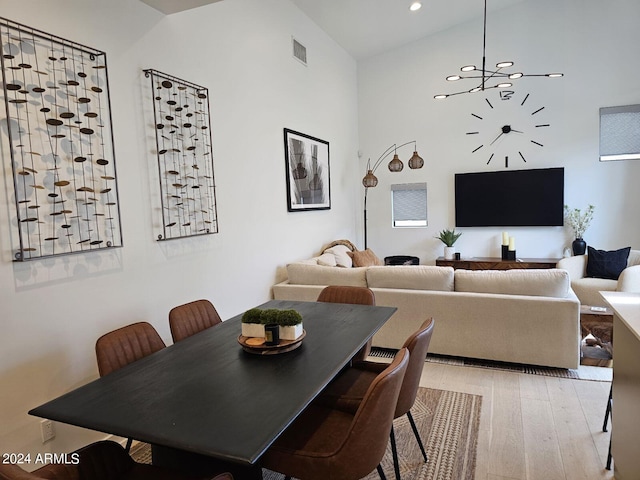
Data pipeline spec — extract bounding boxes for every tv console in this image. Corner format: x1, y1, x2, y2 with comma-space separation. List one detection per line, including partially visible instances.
435, 256, 560, 270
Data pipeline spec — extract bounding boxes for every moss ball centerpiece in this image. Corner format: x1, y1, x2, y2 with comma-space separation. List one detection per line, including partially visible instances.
241, 308, 304, 341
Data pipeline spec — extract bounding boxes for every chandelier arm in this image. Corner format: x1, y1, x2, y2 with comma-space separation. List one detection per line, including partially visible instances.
481, 0, 487, 90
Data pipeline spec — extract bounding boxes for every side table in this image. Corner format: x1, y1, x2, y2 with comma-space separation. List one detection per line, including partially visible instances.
580, 305, 614, 365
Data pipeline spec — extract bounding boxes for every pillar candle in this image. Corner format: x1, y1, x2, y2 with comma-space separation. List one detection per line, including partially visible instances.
508, 236, 515, 251
502, 231, 509, 246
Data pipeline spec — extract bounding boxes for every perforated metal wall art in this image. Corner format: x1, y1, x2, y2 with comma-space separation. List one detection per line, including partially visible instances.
1, 17, 122, 261
144, 69, 218, 241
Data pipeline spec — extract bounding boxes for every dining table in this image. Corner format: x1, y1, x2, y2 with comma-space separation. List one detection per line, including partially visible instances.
29, 299, 397, 479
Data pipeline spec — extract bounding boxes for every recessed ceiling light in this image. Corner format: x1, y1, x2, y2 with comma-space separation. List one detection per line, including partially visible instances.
410, 2, 422, 11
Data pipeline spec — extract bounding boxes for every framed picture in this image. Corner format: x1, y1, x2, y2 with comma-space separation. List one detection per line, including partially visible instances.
284, 128, 330, 211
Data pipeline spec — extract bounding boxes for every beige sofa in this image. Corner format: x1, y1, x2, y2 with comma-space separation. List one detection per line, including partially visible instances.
556, 250, 640, 306
273, 262, 580, 369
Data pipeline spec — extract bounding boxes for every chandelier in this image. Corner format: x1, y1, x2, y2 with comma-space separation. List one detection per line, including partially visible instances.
434, 0, 563, 99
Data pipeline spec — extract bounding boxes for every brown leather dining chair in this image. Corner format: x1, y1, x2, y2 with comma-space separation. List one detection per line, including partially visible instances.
318, 318, 435, 480
95, 321, 166, 451
0, 440, 233, 480
169, 299, 222, 343
317, 285, 376, 361
261, 348, 409, 480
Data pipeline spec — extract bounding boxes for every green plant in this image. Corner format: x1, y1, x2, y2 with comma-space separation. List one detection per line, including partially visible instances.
241, 308, 263, 324
564, 204, 595, 238
241, 308, 303, 326
435, 228, 462, 247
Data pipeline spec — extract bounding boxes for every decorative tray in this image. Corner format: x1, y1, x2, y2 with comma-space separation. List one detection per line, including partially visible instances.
237, 330, 306, 355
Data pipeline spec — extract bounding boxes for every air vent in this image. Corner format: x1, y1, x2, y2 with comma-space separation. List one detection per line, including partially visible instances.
292, 37, 307, 66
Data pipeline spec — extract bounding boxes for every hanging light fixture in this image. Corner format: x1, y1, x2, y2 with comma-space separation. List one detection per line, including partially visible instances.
434, 0, 563, 99
362, 141, 423, 248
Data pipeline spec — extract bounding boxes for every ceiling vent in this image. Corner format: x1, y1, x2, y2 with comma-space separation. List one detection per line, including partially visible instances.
292, 37, 307, 66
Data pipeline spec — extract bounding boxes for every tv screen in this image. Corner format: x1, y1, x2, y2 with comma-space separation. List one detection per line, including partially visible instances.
455, 167, 564, 227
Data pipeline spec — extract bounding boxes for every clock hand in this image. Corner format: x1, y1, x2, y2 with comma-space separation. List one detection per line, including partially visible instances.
490, 132, 504, 145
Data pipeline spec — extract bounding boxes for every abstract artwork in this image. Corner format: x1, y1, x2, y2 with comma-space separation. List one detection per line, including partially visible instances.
0, 17, 122, 261
283, 128, 330, 212
144, 69, 218, 240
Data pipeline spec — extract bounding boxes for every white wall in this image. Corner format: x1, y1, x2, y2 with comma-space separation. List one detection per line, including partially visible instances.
358, 0, 640, 262
0, 0, 359, 458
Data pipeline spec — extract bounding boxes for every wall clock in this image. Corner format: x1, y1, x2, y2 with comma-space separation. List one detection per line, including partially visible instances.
466, 90, 551, 168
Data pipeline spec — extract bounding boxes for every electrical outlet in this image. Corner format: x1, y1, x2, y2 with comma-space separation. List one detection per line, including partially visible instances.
40, 420, 55, 443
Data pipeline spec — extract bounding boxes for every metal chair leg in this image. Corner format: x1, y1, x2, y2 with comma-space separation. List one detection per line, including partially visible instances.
606, 436, 612, 470
377, 463, 387, 480
389, 425, 401, 480
407, 411, 428, 463
125, 438, 133, 453
603, 385, 613, 432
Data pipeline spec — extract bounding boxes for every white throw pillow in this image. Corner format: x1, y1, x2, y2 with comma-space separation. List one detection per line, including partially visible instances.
317, 252, 337, 267
324, 245, 353, 268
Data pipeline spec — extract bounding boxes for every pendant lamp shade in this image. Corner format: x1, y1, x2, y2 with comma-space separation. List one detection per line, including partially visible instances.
408, 150, 424, 169
388, 154, 404, 172
362, 169, 378, 188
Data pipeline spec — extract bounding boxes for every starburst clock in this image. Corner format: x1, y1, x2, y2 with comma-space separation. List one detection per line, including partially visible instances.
465, 90, 551, 168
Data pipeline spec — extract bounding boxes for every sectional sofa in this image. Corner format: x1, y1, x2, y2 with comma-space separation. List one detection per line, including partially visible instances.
272, 258, 581, 369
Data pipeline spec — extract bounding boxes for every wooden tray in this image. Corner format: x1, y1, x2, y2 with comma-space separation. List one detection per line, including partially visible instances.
238, 330, 306, 355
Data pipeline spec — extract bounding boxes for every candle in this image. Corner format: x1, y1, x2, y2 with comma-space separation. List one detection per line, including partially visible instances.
508, 236, 515, 251
502, 231, 509, 246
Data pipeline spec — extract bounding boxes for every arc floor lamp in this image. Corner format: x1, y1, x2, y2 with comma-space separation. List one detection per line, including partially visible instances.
362, 141, 423, 249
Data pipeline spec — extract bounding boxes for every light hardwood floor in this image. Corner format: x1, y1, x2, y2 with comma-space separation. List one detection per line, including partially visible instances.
418, 362, 614, 480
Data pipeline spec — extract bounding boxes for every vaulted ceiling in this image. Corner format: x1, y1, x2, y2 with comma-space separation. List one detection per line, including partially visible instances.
137, 0, 525, 60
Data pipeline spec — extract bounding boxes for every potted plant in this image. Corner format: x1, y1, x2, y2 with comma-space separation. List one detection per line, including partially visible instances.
435, 228, 462, 260
241, 308, 265, 338
272, 309, 304, 341
241, 308, 304, 341
564, 204, 595, 255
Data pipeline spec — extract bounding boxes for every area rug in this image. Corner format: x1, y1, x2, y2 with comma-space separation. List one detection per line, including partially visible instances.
370, 348, 612, 382
131, 387, 482, 480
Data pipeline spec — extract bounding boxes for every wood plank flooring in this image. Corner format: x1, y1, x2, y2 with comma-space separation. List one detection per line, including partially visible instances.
418, 362, 614, 480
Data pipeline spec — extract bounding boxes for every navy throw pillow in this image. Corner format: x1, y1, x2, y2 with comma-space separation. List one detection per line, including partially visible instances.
586, 246, 631, 280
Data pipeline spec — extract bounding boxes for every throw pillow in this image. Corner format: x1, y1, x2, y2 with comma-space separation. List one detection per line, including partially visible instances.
317, 252, 337, 267
348, 248, 384, 267
586, 246, 631, 280
324, 245, 353, 268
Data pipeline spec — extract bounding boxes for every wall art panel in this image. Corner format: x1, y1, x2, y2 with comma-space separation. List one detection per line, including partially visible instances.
144, 69, 218, 241
0, 17, 122, 261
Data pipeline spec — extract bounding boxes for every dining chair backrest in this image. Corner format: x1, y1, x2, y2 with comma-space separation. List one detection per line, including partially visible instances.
95, 322, 166, 377
169, 299, 222, 343
317, 286, 376, 361
0, 462, 75, 480
395, 317, 435, 418
317, 285, 376, 305
336, 347, 409, 479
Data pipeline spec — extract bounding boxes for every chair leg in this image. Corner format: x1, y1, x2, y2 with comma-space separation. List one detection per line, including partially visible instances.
603, 385, 613, 432
125, 438, 133, 453
377, 464, 387, 480
606, 436, 612, 470
407, 411, 428, 463
389, 425, 401, 480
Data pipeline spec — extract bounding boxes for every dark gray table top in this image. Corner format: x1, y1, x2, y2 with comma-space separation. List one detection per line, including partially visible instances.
30, 299, 396, 465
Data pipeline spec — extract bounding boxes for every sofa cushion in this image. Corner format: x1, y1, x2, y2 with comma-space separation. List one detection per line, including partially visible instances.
586, 246, 631, 280
455, 269, 571, 298
286, 262, 367, 287
366, 266, 454, 291
348, 248, 384, 267
571, 277, 618, 306
324, 245, 353, 268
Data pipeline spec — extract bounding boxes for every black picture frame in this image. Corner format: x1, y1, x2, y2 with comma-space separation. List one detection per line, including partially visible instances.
283, 128, 330, 212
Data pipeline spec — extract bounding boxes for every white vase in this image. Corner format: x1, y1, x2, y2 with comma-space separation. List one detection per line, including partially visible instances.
241, 323, 265, 338
444, 246, 455, 260
280, 323, 304, 341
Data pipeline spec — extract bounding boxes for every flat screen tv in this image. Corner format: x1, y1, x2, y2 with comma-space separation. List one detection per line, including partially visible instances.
455, 167, 564, 227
